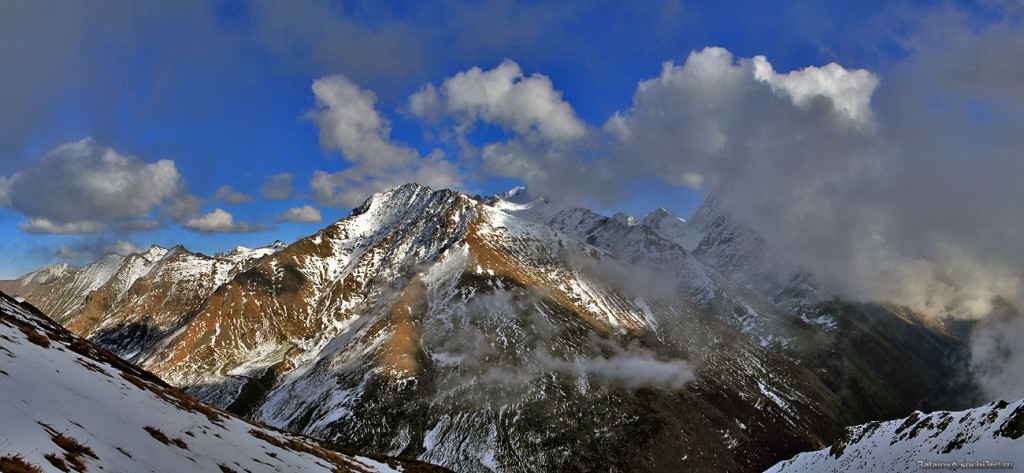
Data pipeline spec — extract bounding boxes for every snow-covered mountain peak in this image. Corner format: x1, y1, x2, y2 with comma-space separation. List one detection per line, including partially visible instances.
640, 206, 699, 251
215, 240, 290, 265
495, 185, 532, 203
641, 207, 681, 226
482, 185, 549, 210
220, 240, 288, 256
39, 262, 75, 277
612, 211, 638, 226
350, 182, 437, 215
19, 262, 74, 284
339, 183, 475, 242
225, 245, 253, 256
140, 244, 169, 262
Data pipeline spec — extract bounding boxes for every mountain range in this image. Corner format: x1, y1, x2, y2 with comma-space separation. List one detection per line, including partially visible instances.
1, 183, 998, 472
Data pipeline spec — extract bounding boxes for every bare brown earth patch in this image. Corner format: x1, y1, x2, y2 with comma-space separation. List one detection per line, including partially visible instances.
378, 278, 428, 377
0, 455, 43, 473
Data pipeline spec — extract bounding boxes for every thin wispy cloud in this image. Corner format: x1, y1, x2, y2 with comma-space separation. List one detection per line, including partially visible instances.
260, 173, 297, 200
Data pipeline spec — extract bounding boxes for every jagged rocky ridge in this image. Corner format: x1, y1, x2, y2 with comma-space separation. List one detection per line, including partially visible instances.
8, 242, 287, 364
765, 398, 1024, 472
5, 183, 980, 472
0, 290, 449, 473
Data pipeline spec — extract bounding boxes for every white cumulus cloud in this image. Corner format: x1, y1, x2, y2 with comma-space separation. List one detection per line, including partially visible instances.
308, 75, 462, 208
751, 55, 879, 129
310, 75, 418, 169
310, 149, 461, 208
597, 44, 1024, 331
409, 59, 586, 142
106, 240, 142, 256
182, 208, 265, 233
273, 205, 322, 223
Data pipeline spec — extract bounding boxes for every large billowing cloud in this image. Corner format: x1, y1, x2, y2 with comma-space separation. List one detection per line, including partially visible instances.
560, 45, 1020, 327
585, 40, 1023, 399
308, 75, 462, 208
603, 47, 880, 193
1, 138, 185, 234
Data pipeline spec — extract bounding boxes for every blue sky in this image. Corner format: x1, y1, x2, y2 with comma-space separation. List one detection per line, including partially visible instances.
1, 0, 1022, 291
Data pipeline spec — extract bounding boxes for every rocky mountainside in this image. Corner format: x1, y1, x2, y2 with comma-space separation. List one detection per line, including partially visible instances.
679, 196, 979, 419
7, 183, 981, 472
0, 290, 449, 473
489, 190, 805, 347
493, 190, 978, 422
765, 398, 1024, 472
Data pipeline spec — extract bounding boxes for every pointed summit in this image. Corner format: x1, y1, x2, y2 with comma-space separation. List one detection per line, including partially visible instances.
140, 244, 169, 262
637, 206, 700, 251
481, 185, 536, 206
266, 240, 288, 251
641, 207, 679, 227
498, 185, 530, 202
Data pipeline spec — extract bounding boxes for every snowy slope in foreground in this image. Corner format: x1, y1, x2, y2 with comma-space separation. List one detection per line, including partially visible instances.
0, 291, 446, 473
765, 399, 1024, 472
